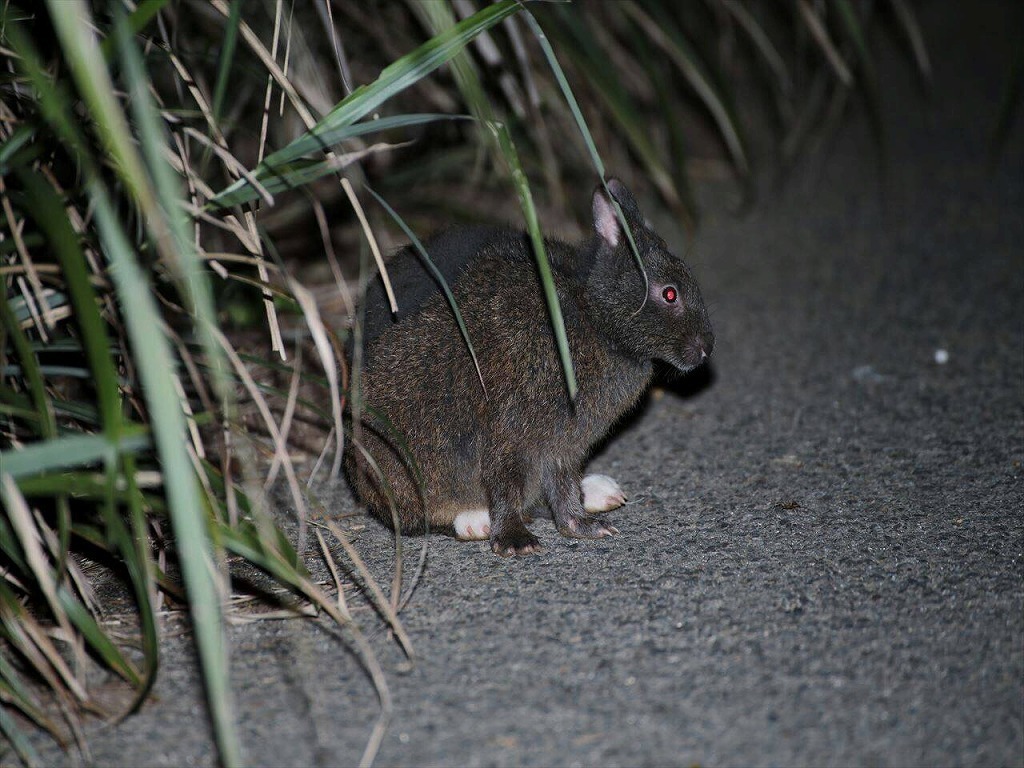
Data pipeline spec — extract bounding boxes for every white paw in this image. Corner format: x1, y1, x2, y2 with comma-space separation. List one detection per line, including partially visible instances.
581, 474, 626, 513
453, 509, 491, 541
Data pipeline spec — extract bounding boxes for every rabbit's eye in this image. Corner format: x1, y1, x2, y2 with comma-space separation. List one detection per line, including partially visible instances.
662, 286, 678, 303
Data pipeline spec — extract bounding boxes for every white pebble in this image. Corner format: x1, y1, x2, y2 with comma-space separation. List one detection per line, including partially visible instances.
934, 348, 949, 364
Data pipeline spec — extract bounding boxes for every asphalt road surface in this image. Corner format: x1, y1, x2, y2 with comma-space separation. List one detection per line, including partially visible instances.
26, 2, 1022, 766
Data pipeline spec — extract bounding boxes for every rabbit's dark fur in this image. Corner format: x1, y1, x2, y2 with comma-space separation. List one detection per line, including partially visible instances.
346, 179, 714, 556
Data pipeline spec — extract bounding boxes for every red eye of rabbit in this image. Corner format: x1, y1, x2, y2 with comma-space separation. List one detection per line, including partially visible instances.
662, 286, 678, 303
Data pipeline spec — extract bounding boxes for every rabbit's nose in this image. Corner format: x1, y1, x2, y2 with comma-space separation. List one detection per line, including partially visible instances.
700, 333, 715, 359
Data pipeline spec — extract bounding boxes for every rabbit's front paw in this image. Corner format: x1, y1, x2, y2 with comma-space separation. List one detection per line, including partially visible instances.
581, 474, 626, 513
557, 511, 619, 539
490, 527, 543, 557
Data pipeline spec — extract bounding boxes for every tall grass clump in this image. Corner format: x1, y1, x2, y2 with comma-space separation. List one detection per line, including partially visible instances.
0, 1, 927, 766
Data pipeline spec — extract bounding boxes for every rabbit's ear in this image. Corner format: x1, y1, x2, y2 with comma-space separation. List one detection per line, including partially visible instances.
606, 178, 641, 216
592, 185, 622, 248
593, 178, 642, 249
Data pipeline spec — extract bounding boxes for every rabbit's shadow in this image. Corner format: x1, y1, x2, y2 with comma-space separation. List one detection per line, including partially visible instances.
656, 359, 716, 400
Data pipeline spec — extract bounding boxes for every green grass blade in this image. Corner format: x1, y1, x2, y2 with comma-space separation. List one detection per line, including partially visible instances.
209, 0, 522, 208
10, 10, 234, 462
17, 172, 122, 432
545, 8, 680, 212
7, 289, 68, 324
0, 652, 62, 743
489, 121, 578, 400
9, 474, 166, 514
0, 698, 43, 767
886, 0, 932, 83
0, 400, 42, 422
33, 3, 232, 434
0, 266, 55, 441
626, 3, 751, 178
632, 32, 697, 220
51, 400, 100, 425
98, 0, 168, 60
0, 515, 30, 573
0, 473, 82, 702
292, 1, 518, 141
521, 10, 649, 279
723, 2, 793, 96
57, 585, 141, 687
411, 1, 493, 152
44, 0, 155, 228
2, 23, 91, 162
0, 430, 150, 479
89, 187, 243, 768
118, 453, 161, 717
0, 124, 36, 174
2, 163, 125, 588
0, 364, 98, 381
217, 520, 306, 587
210, 113, 472, 208
522, 11, 605, 178
216, 155, 369, 209
211, 0, 243, 124
366, 186, 486, 393
112, 10, 233, 412
109, 22, 238, 700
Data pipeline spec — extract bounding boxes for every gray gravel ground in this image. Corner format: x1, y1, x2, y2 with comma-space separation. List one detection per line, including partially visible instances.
23, 2, 1023, 767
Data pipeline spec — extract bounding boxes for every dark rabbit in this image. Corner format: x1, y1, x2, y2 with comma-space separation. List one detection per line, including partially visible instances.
346, 179, 714, 556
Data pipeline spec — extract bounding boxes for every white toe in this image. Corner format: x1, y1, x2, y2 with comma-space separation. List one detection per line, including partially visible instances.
581, 474, 627, 513
454, 509, 491, 540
